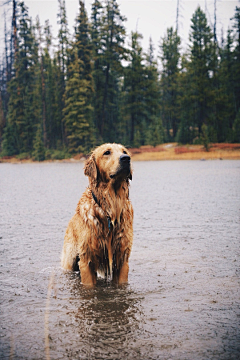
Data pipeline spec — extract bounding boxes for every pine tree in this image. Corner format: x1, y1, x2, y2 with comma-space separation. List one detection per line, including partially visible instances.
0, 13, 9, 145
75, 1, 93, 83
216, 30, 235, 141
144, 37, 164, 146
64, 1, 95, 153
232, 7, 240, 116
95, 0, 127, 141
91, 0, 104, 141
40, 20, 63, 150
36, 16, 47, 147
159, 27, 181, 140
51, 55, 65, 148
178, 7, 215, 143
11, 0, 18, 73
64, 1, 95, 154
57, 0, 69, 146
57, 0, 69, 77
124, 31, 145, 145
32, 124, 45, 161
232, 109, 240, 142
0, 89, 5, 148
231, 7, 240, 142
64, 50, 94, 154
190, 7, 215, 131
3, 2, 36, 155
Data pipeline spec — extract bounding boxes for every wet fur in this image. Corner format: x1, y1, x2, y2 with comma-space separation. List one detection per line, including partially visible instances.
61, 143, 133, 286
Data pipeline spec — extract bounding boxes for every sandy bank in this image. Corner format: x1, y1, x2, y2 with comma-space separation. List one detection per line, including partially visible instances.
130, 144, 240, 161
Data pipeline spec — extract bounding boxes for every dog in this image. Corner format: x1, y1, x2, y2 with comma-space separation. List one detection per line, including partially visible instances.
61, 143, 133, 286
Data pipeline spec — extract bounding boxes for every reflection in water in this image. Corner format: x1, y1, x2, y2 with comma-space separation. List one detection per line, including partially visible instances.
48, 273, 143, 360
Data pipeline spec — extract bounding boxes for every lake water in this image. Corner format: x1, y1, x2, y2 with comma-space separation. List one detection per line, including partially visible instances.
0, 160, 240, 360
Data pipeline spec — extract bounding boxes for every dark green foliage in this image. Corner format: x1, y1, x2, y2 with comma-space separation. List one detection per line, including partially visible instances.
214, 30, 235, 142
144, 38, 164, 145
16, 152, 30, 160
176, 116, 196, 145
4, 2, 36, 155
184, 7, 215, 139
75, 1, 93, 83
92, 0, 127, 142
124, 32, 145, 145
32, 124, 45, 161
200, 124, 210, 151
64, 50, 95, 154
63, 1, 95, 154
0, 1, 240, 158
1, 121, 18, 156
45, 148, 70, 160
145, 116, 164, 147
232, 110, 240, 142
232, 7, 240, 114
91, 0, 104, 142
56, 0, 69, 146
159, 27, 181, 140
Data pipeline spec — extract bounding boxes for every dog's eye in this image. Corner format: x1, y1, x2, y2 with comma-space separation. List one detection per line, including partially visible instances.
103, 150, 111, 156
123, 150, 127, 154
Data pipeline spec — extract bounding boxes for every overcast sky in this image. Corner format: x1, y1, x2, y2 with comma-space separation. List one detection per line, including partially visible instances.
0, 0, 239, 57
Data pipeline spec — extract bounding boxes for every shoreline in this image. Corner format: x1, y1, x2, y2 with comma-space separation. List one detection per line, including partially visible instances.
130, 144, 240, 161
1, 143, 240, 163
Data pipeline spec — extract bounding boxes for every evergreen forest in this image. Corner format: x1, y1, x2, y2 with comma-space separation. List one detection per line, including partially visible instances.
0, 0, 240, 160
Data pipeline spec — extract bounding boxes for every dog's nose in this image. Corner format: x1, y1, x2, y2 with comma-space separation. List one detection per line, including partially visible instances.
120, 154, 130, 163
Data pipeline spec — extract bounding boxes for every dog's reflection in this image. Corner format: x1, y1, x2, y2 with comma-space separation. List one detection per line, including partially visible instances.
66, 273, 143, 358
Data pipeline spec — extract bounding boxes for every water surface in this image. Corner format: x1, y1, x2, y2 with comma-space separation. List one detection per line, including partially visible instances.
0, 160, 240, 359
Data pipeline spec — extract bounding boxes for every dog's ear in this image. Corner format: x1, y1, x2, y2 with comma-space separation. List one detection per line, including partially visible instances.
84, 154, 97, 182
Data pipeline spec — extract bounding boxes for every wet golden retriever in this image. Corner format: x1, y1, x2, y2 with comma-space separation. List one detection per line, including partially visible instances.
61, 143, 133, 286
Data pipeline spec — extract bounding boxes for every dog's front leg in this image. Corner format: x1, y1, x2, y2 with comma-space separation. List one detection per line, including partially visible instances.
118, 261, 129, 284
79, 259, 97, 286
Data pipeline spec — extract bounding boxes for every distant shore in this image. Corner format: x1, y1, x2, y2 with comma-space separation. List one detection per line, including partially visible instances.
130, 143, 240, 161
1, 143, 240, 163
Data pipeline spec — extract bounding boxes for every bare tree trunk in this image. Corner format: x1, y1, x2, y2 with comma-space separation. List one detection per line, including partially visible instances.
101, 62, 109, 136
176, 0, 180, 33
41, 59, 47, 147
4, 12, 9, 82
101, 1, 114, 137
214, 0, 217, 45
12, 0, 17, 66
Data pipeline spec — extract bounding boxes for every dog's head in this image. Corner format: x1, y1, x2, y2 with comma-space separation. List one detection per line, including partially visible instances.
84, 143, 132, 185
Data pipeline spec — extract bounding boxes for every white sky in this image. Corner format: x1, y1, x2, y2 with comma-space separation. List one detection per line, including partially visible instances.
0, 0, 239, 58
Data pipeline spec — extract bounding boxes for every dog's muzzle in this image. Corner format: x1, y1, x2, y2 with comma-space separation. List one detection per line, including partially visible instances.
110, 154, 131, 179
120, 154, 130, 165
119, 154, 131, 178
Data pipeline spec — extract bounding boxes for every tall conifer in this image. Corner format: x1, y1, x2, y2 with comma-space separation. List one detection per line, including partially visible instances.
97, 0, 127, 141
64, 50, 94, 153
3, 2, 36, 155
232, 7, 240, 115
178, 7, 215, 143
64, 1, 95, 153
124, 31, 145, 145
159, 27, 181, 140
144, 38, 164, 145
57, 0, 69, 146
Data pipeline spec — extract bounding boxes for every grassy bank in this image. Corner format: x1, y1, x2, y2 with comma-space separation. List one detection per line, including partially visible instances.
1, 143, 240, 163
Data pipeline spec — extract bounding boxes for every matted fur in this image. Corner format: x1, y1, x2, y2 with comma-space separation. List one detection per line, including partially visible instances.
61, 143, 133, 286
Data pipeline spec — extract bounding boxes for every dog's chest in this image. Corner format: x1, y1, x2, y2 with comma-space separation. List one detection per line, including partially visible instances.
92, 224, 123, 277
93, 222, 121, 252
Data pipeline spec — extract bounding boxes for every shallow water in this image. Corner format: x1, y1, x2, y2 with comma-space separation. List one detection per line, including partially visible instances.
0, 160, 240, 359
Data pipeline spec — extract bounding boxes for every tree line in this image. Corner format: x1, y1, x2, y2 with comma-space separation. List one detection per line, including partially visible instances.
0, 0, 240, 160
